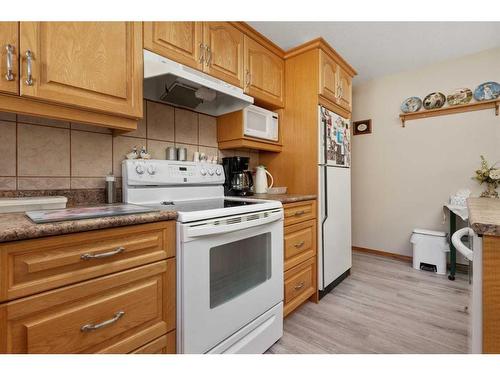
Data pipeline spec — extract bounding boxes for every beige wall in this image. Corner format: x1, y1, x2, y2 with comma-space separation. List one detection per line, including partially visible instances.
351, 47, 500, 256
0, 100, 259, 191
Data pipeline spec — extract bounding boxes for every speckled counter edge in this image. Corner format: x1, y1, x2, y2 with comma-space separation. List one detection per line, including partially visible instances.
0, 211, 177, 243
470, 223, 500, 237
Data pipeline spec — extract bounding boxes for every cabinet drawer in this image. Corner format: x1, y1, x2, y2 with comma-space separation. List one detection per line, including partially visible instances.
283, 200, 316, 226
284, 257, 316, 317
0, 260, 175, 354
131, 331, 176, 354
0, 221, 175, 302
284, 219, 316, 271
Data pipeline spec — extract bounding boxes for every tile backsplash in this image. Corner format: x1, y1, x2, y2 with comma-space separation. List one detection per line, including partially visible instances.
0, 100, 259, 191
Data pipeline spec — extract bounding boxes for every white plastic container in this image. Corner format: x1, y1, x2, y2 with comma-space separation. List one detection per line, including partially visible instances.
410, 228, 449, 275
0, 196, 67, 213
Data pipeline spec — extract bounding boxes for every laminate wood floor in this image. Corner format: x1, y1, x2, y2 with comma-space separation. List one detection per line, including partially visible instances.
269, 251, 471, 354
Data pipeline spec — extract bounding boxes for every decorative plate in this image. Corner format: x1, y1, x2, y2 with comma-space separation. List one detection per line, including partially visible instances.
447, 88, 472, 106
357, 123, 368, 132
423, 92, 446, 110
401, 97, 422, 113
474, 81, 500, 101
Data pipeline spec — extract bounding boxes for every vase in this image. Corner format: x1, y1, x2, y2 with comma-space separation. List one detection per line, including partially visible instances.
480, 183, 499, 199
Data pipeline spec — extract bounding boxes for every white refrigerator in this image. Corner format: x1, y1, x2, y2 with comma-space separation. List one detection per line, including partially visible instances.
318, 105, 352, 295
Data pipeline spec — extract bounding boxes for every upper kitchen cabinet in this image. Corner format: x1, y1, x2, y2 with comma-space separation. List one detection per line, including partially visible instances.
243, 35, 284, 108
337, 67, 352, 111
143, 22, 285, 107
19, 22, 143, 118
203, 22, 244, 88
0, 22, 19, 95
143, 22, 203, 70
319, 50, 339, 105
319, 49, 353, 112
259, 38, 356, 196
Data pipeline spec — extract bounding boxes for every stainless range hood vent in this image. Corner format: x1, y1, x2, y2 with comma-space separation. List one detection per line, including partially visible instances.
160, 80, 204, 109
144, 50, 254, 116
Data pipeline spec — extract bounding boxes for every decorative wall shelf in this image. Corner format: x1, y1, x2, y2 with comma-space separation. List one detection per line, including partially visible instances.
399, 99, 500, 127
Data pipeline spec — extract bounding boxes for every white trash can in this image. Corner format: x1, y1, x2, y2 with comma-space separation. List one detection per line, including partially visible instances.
410, 228, 449, 275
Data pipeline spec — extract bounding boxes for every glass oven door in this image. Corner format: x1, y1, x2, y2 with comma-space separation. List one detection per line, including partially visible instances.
177, 210, 283, 354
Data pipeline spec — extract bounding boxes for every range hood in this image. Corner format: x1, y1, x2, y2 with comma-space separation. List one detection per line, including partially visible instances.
143, 50, 253, 116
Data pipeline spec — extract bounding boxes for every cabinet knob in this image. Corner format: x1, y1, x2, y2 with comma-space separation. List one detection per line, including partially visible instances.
80, 246, 125, 260
245, 69, 251, 89
294, 240, 305, 248
205, 46, 212, 66
199, 42, 205, 64
4, 44, 14, 81
81, 311, 125, 332
294, 210, 305, 217
294, 281, 305, 290
25, 50, 33, 86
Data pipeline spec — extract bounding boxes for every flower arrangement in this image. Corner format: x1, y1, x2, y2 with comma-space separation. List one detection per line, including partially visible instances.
473, 155, 500, 198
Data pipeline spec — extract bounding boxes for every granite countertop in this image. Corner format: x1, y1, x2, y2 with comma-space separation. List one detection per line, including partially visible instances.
0, 210, 177, 243
252, 193, 317, 204
468, 197, 500, 236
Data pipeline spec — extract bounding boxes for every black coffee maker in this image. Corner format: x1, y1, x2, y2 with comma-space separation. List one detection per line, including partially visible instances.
222, 156, 254, 196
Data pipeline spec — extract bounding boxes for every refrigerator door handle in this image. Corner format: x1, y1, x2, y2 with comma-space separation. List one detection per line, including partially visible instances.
320, 106, 329, 290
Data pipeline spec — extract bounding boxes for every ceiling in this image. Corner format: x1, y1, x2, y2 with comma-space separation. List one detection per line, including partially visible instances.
248, 22, 500, 85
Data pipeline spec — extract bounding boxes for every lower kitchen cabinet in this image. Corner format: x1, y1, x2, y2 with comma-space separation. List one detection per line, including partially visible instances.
0, 221, 176, 354
284, 219, 317, 271
282, 200, 318, 317
284, 257, 317, 317
132, 331, 176, 354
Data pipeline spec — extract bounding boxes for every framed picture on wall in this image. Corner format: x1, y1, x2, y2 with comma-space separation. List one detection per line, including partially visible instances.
353, 119, 372, 135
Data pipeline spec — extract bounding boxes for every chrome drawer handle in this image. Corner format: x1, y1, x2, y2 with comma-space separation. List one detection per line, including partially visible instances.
80, 246, 125, 260
25, 50, 33, 86
5, 44, 14, 81
294, 241, 305, 248
81, 311, 125, 332
294, 210, 305, 217
294, 281, 305, 290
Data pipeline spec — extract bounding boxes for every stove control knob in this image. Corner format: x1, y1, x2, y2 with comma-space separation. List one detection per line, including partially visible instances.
147, 164, 157, 175
200, 168, 207, 176
135, 164, 145, 175
215, 167, 222, 176
208, 168, 214, 176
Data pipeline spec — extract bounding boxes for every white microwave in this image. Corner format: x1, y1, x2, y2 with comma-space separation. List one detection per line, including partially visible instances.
243, 105, 279, 142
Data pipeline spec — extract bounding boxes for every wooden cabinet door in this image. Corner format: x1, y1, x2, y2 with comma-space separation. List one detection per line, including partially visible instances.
244, 35, 284, 108
203, 22, 244, 88
337, 67, 352, 111
319, 50, 339, 104
144, 22, 203, 70
0, 22, 19, 95
0, 261, 174, 354
0, 221, 175, 302
19, 22, 143, 118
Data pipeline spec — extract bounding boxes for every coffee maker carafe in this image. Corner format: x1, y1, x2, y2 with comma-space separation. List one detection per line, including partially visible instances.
222, 156, 254, 196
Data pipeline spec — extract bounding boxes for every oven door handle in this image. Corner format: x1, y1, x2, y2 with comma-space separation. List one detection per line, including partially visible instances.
185, 210, 283, 238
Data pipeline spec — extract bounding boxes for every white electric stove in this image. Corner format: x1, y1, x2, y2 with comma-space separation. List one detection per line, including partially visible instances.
122, 159, 284, 354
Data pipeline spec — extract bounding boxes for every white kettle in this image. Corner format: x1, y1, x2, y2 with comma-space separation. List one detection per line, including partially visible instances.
254, 165, 274, 194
